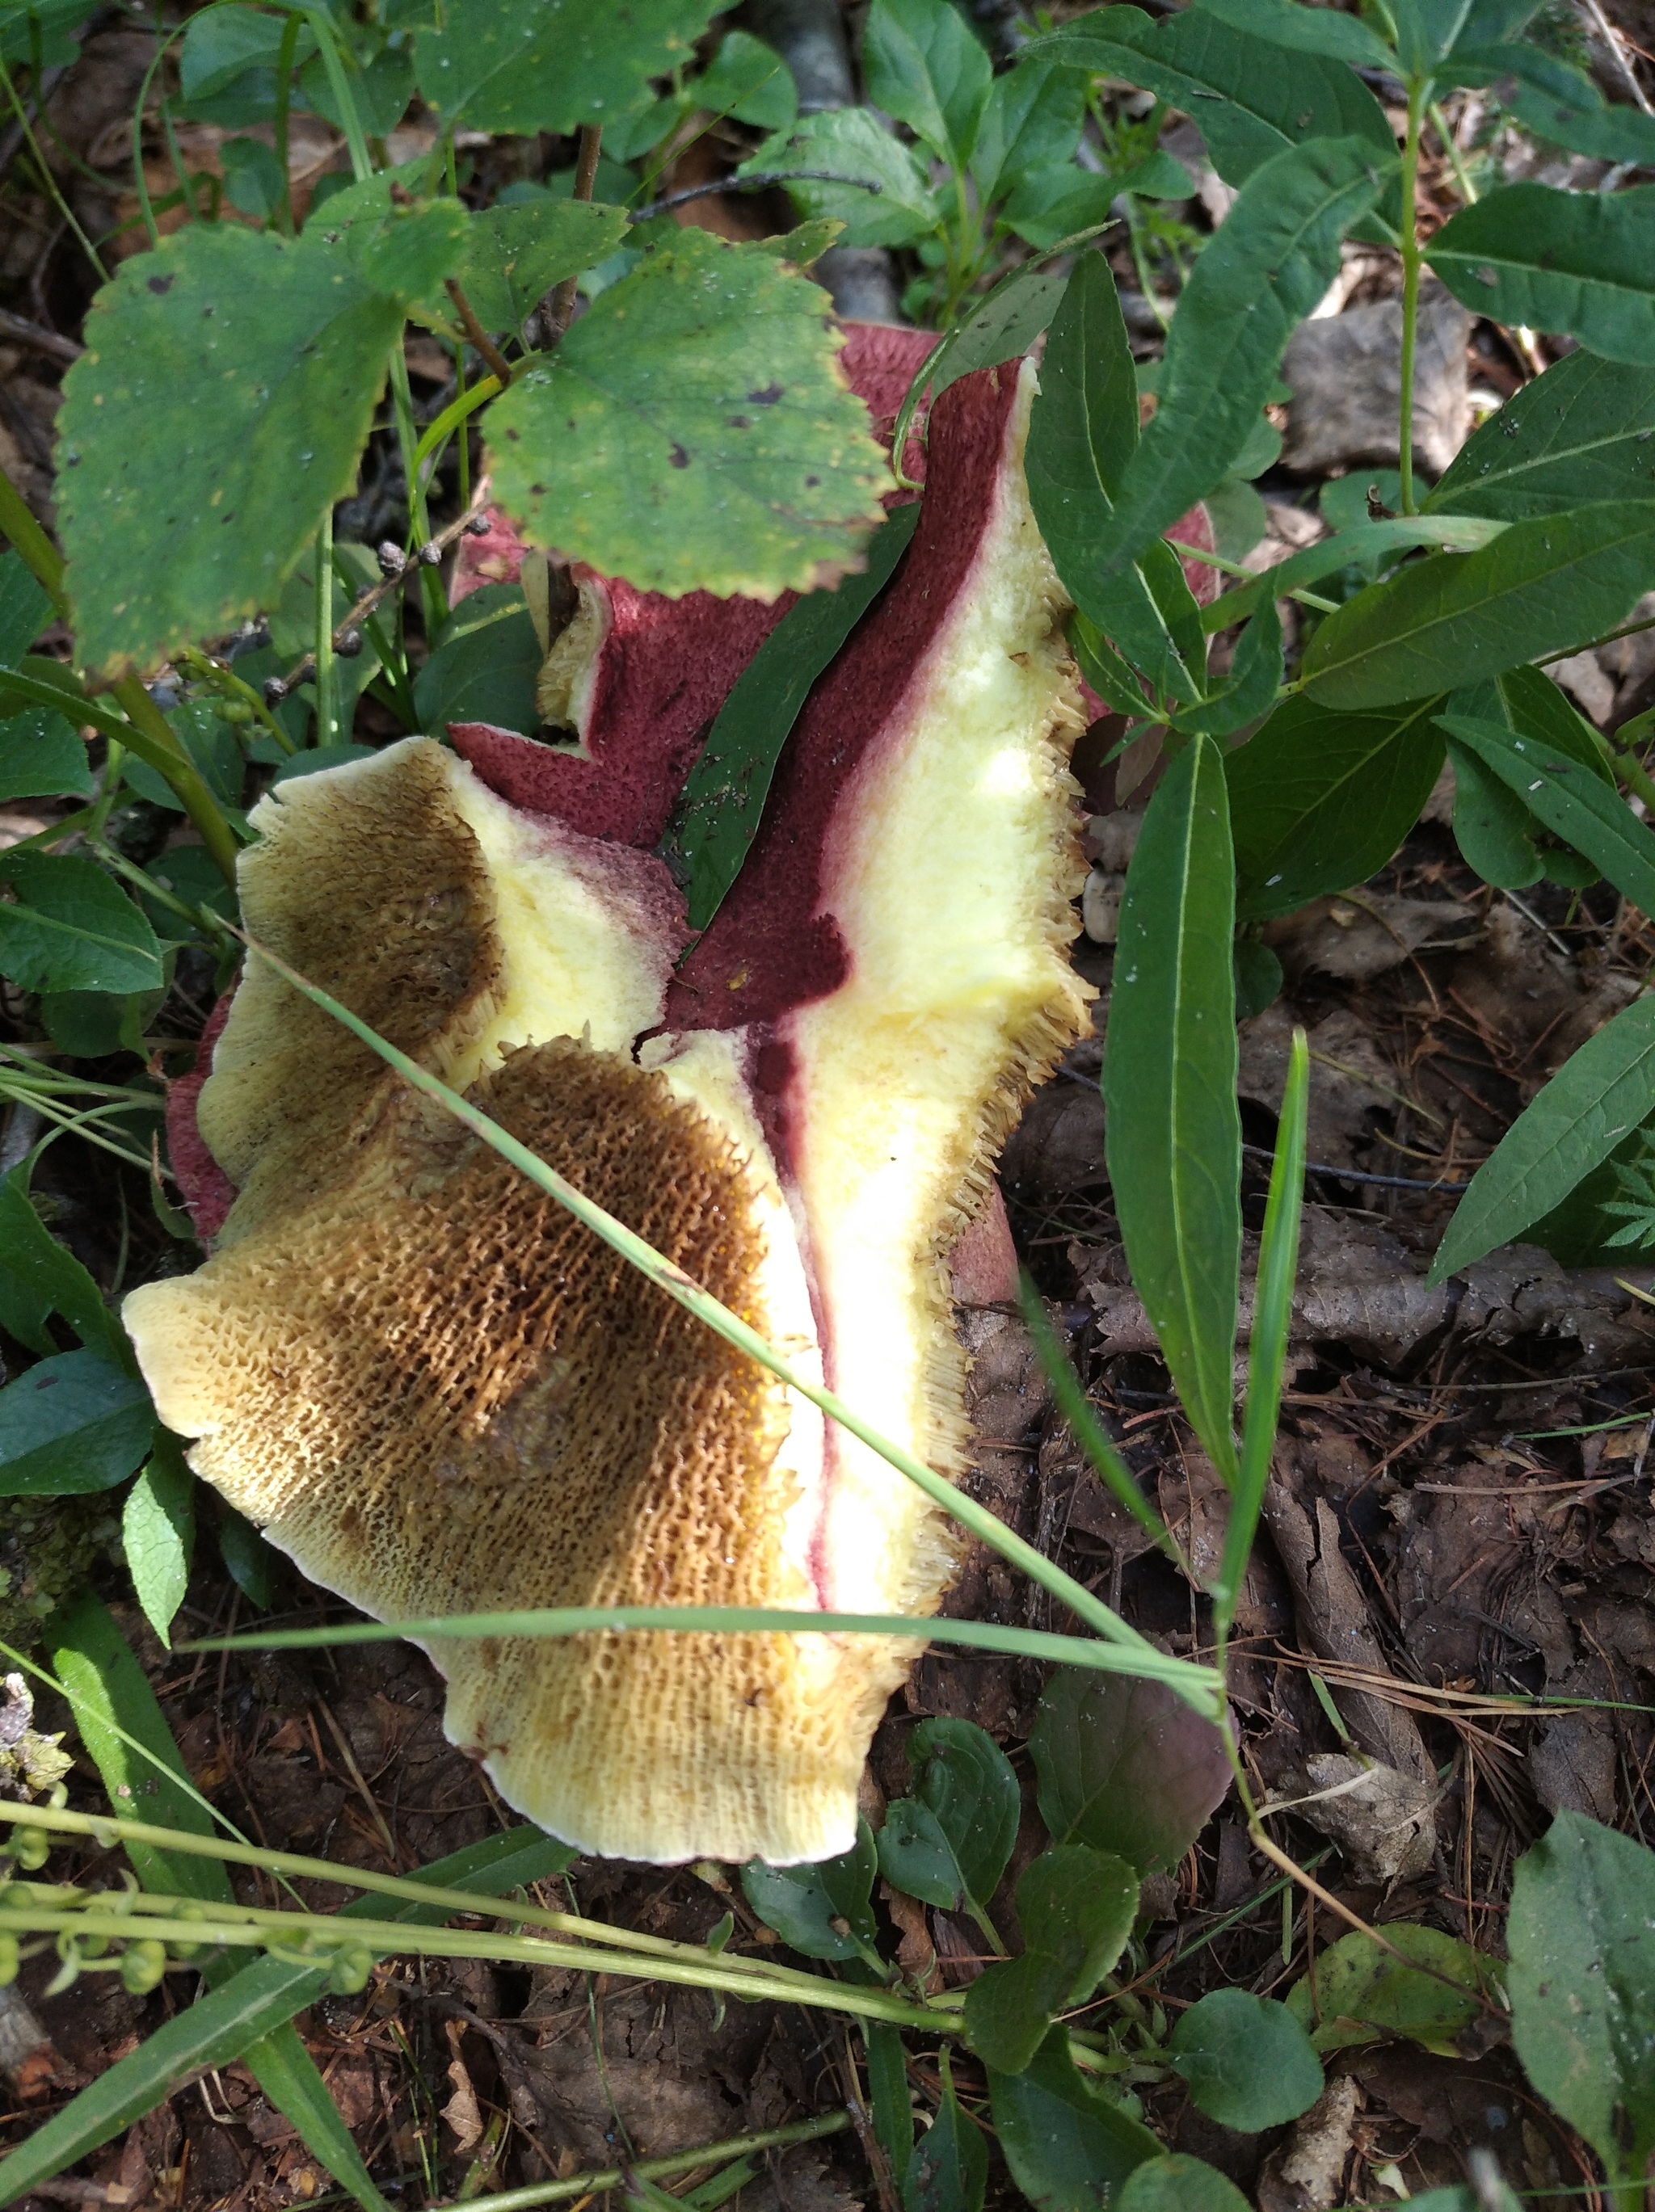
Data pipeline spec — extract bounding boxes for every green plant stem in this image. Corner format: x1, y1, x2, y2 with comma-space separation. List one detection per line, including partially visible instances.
1428, 99, 1476, 206
177, 645, 295, 755
314, 505, 336, 747
0, 54, 107, 281
438, 2114, 852, 2212
1164, 540, 1341, 617
1396, 77, 1430, 516
0, 459, 241, 882
225, 927, 1218, 1707
272, 8, 301, 237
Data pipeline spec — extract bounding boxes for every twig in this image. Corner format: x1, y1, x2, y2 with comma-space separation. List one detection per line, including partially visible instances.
539, 124, 602, 348
628, 168, 883, 223
1583, 0, 1655, 114
444, 279, 512, 388
1239, 1142, 1468, 1193
0, 305, 81, 363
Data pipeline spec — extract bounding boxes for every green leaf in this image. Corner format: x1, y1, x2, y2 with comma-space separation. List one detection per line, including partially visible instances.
964, 1846, 1138, 2075
971, 60, 1086, 205
298, 43, 417, 140
1115, 2158, 1253, 2212
1202, 513, 1506, 633
122, 700, 245, 814
868, 2021, 916, 2189
0, 1163, 123, 1362
1303, 500, 1655, 710
1228, 693, 1447, 920
1443, 667, 1611, 889
0, 852, 162, 994
1166, 1990, 1323, 2130
59, 222, 419, 676
1440, 711, 1655, 916
742, 1820, 878, 1962
696, 32, 797, 131
1103, 734, 1240, 1475
220, 134, 287, 221
1284, 1924, 1498, 2054
219, 1503, 277, 1607
739, 108, 941, 249
1508, 1810, 1655, 2193
1173, 601, 1282, 737
485, 230, 893, 600
899, 1717, 1020, 1916
0, 1349, 154, 1495
0, 547, 50, 664
1451, 41, 1655, 166
122, 1434, 195, 1647
415, 0, 717, 132
1428, 350, 1655, 522
175, 4, 315, 123
895, 260, 1074, 475
661, 499, 920, 933
988, 2029, 1160, 2212
1022, 7, 1396, 187
461, 198, 630, 334
1079, 138, 1389, 580
1191, 0, 1394, 69
903, 2065, 986, 2212
1425, 993, 1655, 1282
414, 587, 541, 738
1028, 1671, 1232, 1878
863, 0, 991, 166
1426, 183, 1655, 365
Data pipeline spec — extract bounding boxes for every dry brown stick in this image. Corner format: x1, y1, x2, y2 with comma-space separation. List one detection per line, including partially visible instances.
444, 278, 513, 387
539, 124, 602, 347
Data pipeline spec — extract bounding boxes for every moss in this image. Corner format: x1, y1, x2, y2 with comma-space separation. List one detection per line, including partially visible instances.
0, 1495, 122, 1655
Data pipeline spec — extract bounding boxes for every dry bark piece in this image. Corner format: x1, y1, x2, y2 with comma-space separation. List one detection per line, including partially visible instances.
1279, 288, 1471, 477
131, 352, 1091, 1865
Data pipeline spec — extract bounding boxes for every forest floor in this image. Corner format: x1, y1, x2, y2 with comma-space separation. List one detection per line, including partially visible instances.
4, 7, 1655, 2210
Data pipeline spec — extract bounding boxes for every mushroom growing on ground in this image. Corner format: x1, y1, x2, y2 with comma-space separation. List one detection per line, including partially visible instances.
126, 323, 1211, 1865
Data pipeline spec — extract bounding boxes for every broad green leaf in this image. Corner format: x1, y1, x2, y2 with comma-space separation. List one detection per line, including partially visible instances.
742, 1820, 878, 1962
0, 1349, 153, 1495
220, 134, 287, 221
1103, 735, 1240, 1474
298, 43, 417, 140
1173, 601, 1282, 737
57, 217, 448, 676
863, 0, 992, 166
485, 229, 894, 599
1450, 42, 1655, 166
175, 4, 315, 122
1426, 183, 1655, 365
1202, 513, 1507, 632
1302, 500, 1655, 710
1071, 616, 1151, 719
1022, 8, 1396, 187
123, 1435, 195, 1647
0, 852, 162, 994
0, 1760, 568, 2201
1443, 667, 1611, 889
903, 2066, 985, 2212
661, 499, 920, 933
1166, 1990, 1324, 2130
696, 32, 797, 132
1116, 2158, 1253, 2212
1001, 166, 1163, 251
1392, 0, 1478, 66
1228, 694, 1447, 920
220, 1503, 277, 1607
1191, 0, 1395, 71
414, 586, 541, 737
0, 548, 50, 663
43, 1593, 394, 2212
988, 2029, 1160, 2212
1079, 138, 1388, 579
868, 2022, 916, 2190
900, 1717, 1019, 1915
0, 1164, 123, 1364
1028, 1670, 1231, 1878
122, 698, 246, 814
892, 261, 1073, 478
738, 109, 941, 249
1439, 712, 1655, 917
0, 0, 89, 68
1284, 1924, 1498, 2054
415, 0, 718, 133
460, 199, 630, 334
1425, 993, 1655, 1282
964, 1846, 1138, 2075
1427, 350, 1655, 521
971, 60, 1086, 204
1508, 1810, 1655, 2193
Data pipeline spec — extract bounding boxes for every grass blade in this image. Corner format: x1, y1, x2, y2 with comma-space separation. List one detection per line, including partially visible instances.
1216, 1028, 1308, 1635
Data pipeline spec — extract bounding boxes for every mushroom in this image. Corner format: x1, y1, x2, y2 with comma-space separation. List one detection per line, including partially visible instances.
126, 327, 1202, 1865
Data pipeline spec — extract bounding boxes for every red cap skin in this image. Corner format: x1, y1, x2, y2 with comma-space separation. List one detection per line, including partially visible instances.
167, 989, 238, 1239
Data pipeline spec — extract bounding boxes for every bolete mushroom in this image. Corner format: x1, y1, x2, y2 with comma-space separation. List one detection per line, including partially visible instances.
126, 324, 1205, 1865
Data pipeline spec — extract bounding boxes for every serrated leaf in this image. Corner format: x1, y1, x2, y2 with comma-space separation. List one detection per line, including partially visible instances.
903, 2067, 985, 2212
123, 1434, 195, 1647
58, 225, 415, 675
0, 852, 162, 994
864, 0, 991, 166
1228, 693, 1447, 919
0, 1163, 124, 1361
662, 498, 920, 933
415, 0, 718, 134
1427, 350, 1655, 520
1508, 1810, 1655, 2193
1028, 1670, 1232, 1878
964, 1846, 1138, 2075
1166, 1990, 1324, 2130
741, 1821, 878, 1962
988, 2030, 1160, 2212
739, 109, 941, 248
1023, 7, 1396, 187
1425, 992, 1655, 1282
1438, 711, 1655, 916
0, 1348, 154, 1495
461, 199, 630, 334
1285, 1924, 1499, 2054
1191, 0, 1395, 71
485, 230, 893, 600
1103, 736, 1241, 1476
1426, 183, 1655, 364
0, 708, 91, 804
971, 59, 1086, 204
1302, 501, 1655, 710
1116, 2158, 1253, 2212
1077, 137, 1389, 579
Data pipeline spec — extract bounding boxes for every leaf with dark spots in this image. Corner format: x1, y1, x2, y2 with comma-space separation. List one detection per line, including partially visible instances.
669, 444, 691, 470
146, 273, 175, 295
749, 382, 784, 404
